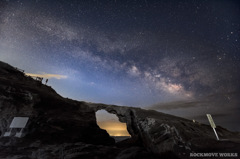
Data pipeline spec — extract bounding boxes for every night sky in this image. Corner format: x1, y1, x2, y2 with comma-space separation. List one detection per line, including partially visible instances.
0, 0, 240, 131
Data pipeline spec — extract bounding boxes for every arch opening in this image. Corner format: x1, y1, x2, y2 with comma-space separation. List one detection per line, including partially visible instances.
96, 109, 131, 142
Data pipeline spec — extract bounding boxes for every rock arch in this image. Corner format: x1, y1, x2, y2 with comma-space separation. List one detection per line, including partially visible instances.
96, 109, 130, 137
88, 103, 138, 139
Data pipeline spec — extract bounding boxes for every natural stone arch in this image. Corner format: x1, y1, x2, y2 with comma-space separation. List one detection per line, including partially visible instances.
87, 103, 140, 140
96, 109, 131, 137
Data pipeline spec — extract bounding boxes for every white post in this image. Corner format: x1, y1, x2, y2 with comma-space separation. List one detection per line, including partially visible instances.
206, 114, 220, 141
212, 128, 219, 140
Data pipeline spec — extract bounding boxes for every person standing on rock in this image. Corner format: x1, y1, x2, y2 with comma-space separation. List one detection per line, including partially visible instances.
45, 79, 48, 85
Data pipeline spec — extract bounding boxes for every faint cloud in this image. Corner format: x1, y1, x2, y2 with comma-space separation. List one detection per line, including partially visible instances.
26, 73, 67, 79
147, 100, 203, 110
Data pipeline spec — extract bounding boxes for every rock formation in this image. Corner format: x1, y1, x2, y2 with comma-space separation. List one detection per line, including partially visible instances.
0, 61, 240, 159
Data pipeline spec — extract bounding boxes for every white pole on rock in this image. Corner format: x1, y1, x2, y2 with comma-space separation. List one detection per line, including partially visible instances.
206, 114, 219, 141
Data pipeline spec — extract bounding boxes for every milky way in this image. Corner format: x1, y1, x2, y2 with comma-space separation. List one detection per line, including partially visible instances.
0, 0, 240, 130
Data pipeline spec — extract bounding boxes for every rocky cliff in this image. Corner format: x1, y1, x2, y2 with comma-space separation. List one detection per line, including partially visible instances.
0, 61, 240, 159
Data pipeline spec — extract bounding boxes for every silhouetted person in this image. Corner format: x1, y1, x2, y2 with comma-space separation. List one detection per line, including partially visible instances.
45, 79, 48, 85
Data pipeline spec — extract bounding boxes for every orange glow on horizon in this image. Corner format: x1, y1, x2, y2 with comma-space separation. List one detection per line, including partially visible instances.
26, 73, 67, 79
96, 110, 131, 136
97, 121, 131, 136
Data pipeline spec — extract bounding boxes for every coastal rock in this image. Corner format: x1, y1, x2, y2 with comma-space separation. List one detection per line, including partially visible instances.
0, 61, 240, 159
0, 61, 114, 146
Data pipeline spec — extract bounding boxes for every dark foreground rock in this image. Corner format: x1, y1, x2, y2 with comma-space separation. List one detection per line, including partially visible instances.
0, 61, 240, 159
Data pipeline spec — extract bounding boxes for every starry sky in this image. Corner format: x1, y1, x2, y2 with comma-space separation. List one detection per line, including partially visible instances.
0, 0, 240, 131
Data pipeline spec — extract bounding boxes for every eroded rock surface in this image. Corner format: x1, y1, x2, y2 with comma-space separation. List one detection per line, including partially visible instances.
0, 61, 240, 159
0, 62, 114, 145
88, 103, 240, 156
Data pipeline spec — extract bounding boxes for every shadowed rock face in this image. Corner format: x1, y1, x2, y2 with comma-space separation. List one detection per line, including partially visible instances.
0, 61, 240, 159
0, 61, 114, 146
88, 103, 240, 155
